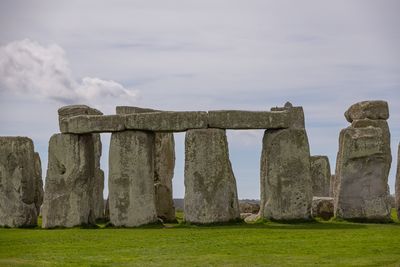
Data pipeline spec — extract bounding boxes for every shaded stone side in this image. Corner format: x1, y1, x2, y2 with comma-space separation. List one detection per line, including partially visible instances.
33, 152, 44, 215
259, 128, 312, 221
334, 126, 391, 221
93, 134, 105, 220
108, 131, 158, 227
395, 143, 400, 220
310, 156, 331, 197
184, 129, 240, 224
154, 133, 176, 222
0, 137, 38, 227
41, 134, 96, 228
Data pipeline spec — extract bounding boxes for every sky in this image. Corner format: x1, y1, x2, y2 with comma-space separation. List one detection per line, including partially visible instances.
0, 0, 399, 199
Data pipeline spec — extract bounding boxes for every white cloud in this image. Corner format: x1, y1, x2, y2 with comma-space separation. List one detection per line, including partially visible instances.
0, 39, 139, 105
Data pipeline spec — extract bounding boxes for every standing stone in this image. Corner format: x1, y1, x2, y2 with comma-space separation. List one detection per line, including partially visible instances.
259, 128, 312, 220
311, 197, 334, 220
0, 137, 39, 227
335, 101, 392, 222
42, 134, 95, 228
33, 152, 44, 215
310, 156, 331, 197
395, 143, 400, 220
116, 106, 176, 223
108, 131, 158, 227
184, 129, 240, 224
58, 105, 105, 220
329, 174, 336, 198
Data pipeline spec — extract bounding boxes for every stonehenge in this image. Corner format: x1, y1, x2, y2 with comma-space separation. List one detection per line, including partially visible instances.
396, 143, 400, 220
310, 156, 331, 197
0, 137, 43, 227
334, 100, 392, 222
0, 100, 397, 228
184, 128, 240, 224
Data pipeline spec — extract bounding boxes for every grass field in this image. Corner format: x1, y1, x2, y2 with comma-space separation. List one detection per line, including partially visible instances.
1, 211, 400, 266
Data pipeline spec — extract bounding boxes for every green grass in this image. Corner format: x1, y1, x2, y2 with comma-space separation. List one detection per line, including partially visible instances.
0, 211, 400, 266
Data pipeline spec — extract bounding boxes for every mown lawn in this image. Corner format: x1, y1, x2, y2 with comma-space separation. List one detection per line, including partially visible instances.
0, 211, 399, 267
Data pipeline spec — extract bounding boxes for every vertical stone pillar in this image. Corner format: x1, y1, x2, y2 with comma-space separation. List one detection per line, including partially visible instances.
310, 156, 331, 197
58, 105, 105, 220
33, 152, 44, 215
184, 129, 240, 224
116, 106, 176, 222
259, 128, 312, 220
396, 143, 400, 220
0, 137, 40, 227
335, 101, 391, 222
42, 134, 95, 228
108, 131, 158, 227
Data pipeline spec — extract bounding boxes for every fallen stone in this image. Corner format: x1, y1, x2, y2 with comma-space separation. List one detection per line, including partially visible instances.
184, 129, 240, 224
240, 213, 252, 220
334, 127, 392, 221
116, 106, 177, 222
108, 131, 158, 227
310, 156, 331, 197
396, 143, 400, 220
33, 152, 44, 215
60, 115, 125, 134
244, 213, 261, 223
0, 137, 39, 227
207, 110, 290, 129
311, 197, 334, 220
344, 100, 389, 122
125, 111, 208, 131
260, 128, 312, 221
41, 133, 96, 228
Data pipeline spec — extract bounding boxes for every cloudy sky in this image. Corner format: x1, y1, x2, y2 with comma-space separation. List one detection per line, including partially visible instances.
0, 0, 399, 199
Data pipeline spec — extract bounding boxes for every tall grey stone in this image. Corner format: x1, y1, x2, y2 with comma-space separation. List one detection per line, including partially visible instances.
58, 105, 104, 220
42, 134, 96, 228
33, 152, 44, 215
396, 143, 400, 220
108, 131, 158, 227
116, 106, 176, 223
0, 137, 39, 227
310, 156, 331, 197
184, 129, 240, 224
335, 101, 392, 221
259, 128, 312, 220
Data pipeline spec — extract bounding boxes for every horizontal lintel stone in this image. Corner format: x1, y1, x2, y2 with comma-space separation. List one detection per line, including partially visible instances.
60, 115, 125, 134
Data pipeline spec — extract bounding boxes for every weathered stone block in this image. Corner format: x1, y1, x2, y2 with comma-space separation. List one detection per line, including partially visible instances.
33, 152, 44, 215
310, 156, 331, 197
207, 110, 290, 129
184, 129, 240, 224
58, 105, 103, 131
0, 137, 39, 227
344, 100, 389, 122
260, 128, 312, 221
334, 127, 391, 221
41, 134, 96, 228
108, 131, 158, 227
395, 143, 400, 220
311, 197, 334, 220
270, 104, 305, 129
125, 111, 208, 131
93, 134, 104, 220
60, 115, 125, 134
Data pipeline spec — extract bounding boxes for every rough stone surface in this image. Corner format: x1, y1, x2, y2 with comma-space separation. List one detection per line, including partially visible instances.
310, 156, 331, 197
244, 213, 261, 223
334, 126, 392, 221
260, 128, 312, 221
329, 174, 336, 198
184, 129, 240, 224
108, 131, 158, 227
270, 105, 305, 129
239, 202, 260, 214
60, 115, 125, 134
116, 106, 176, 222
311, 197, 334, 220
396, 143, 400, 220
41, 134, 96, 228
93, 134, 104, 219
33, 152, 44, 215
344, 100, 389, 122
125, 111, 208, 131
0, 137, 39, 227
58, 105, 103, 131
207, 110, 290, 129
154, 133, 176, 222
